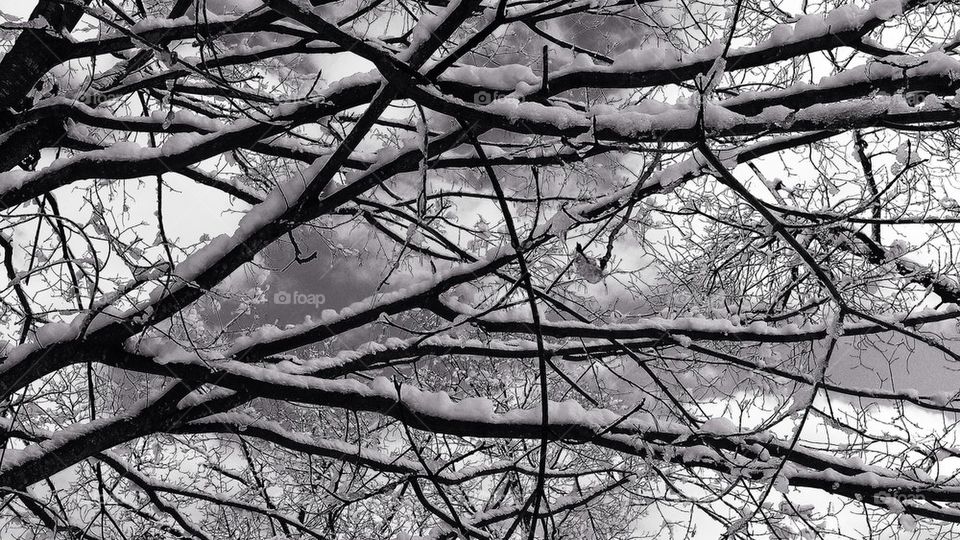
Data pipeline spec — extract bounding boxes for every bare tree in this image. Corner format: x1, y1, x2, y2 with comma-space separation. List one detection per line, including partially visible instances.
1, 0, 960, 537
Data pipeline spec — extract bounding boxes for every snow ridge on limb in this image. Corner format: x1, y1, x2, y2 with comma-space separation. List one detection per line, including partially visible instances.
11, 372, 960, 521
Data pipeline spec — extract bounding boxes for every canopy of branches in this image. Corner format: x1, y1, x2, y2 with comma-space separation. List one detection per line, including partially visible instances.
2, 0, 960, 538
